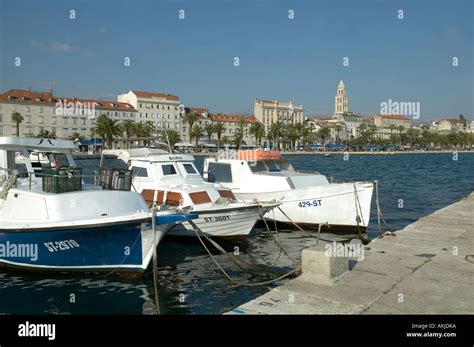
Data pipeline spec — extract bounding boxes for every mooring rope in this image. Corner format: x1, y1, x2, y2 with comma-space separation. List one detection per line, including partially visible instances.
151, 207, 161, 315
188, 220, 299, 287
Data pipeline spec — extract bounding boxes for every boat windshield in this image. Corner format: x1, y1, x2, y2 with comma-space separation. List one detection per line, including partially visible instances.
249, 159, 294, 173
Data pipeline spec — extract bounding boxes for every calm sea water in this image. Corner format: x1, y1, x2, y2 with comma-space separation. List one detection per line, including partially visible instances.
0, 153, 473, 314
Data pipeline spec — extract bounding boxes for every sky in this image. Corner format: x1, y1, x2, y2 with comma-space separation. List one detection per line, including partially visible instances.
0, 0, 473, 122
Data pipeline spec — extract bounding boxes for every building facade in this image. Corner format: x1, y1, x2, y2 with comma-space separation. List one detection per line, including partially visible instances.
0, 89, 137, 140
334, 80, 349, 114
431, 119, 466, 134
209, 114, 258, 145
117, 90, 181, 136
254, 98, 304, 144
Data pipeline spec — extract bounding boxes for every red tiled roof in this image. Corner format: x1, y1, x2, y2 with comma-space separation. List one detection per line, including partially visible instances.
0, 89, 136, 111
376, 114, 410, 120
185, 107, 208, 115
209, 113, 258, 123
132, 90, 180, 101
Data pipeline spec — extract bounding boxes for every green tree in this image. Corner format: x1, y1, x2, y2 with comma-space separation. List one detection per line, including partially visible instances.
214, 122, 226, 149
249, 122, 265, 146
37, 129, 57, 139
68, 132, 85, 143
121, 120, 136, 148
268, 121, 283, 149
11, 112, 24, 137
190, 124, 204, 147
317, 126, 331, 149
92, 114, 122, 149
165, 129, 181, 149
204, 123, 216, 143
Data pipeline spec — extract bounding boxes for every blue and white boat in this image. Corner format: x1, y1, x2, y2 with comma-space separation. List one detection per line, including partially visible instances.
0, 137, 196, 276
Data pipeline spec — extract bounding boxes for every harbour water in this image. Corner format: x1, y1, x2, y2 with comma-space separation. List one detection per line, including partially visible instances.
0, 153, 472, 314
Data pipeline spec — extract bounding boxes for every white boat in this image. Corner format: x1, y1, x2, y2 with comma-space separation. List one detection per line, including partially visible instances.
104, 148, 273, 240
202, 149, 374, 232
0, 137, 196, 276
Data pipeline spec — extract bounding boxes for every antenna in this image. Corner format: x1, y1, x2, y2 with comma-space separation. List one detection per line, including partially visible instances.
164, 129, 173, 154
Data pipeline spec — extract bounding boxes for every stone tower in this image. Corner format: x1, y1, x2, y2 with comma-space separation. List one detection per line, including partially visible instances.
335, 80, 348, 114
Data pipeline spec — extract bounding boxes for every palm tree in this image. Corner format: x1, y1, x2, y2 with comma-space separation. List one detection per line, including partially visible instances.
301, 127, 314, 149
190, 124, 204, 147
388, 124, 397, 145
121, 120, 135, 148
221, 135, 231, 146
214, 122, 226, 149
234, 119, 247, 149
204, 123, 216, 143
68, 132, 85, 143
184, 111, 199, 141
317, 126, 331, 149
37, 129, 57, 139
249, 123, 265, 147
268, 121, 283, 149
165, 129, 181, 149
11, 112, 24, 137
92, 114, 122, 149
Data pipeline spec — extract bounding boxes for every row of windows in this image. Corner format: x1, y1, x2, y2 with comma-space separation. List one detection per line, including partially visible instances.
131, 163, 197, 178
140, 113, 178, 120
139, 103, 179, 111
263, 109, 302, 117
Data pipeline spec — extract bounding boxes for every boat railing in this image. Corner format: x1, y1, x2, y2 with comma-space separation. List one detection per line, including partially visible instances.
0, 166, 133, 194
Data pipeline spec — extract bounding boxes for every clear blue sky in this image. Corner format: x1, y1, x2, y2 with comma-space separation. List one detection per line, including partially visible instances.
0, 0, 472, 122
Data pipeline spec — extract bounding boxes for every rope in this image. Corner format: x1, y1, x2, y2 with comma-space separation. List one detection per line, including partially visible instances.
188, 220, 299, 287
353, 183, 370, 245
151, 207, 161, 315
274, 205, 346, 243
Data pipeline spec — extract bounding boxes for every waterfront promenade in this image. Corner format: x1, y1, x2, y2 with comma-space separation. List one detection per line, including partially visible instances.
229, 192, 474, 314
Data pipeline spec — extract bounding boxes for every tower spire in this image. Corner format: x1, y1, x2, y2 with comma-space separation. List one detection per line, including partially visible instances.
335, 80, 348, 114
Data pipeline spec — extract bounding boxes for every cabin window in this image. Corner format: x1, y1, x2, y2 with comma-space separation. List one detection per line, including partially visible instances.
162, 164, 177, 176
189, 191, 212, 204
131, 166, 148, 178
183, 163, 197, 174
249, 161, 266, 173
208, 162, 232, 183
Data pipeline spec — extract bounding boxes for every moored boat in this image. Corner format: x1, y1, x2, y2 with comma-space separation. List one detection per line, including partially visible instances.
104, 148, 276, 240
203, 149, 374, 232
0, 137, 196, 276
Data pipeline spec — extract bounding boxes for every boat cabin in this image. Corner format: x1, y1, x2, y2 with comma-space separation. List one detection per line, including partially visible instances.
203, 149, 329, 192
105, 148, 237, 209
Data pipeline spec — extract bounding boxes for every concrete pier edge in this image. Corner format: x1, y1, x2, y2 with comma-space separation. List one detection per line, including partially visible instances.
227, 192, 474, 314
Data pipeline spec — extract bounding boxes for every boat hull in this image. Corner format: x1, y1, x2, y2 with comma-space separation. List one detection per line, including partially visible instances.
234, 182, 374, 231
0, 221, 167, 276
167, 205, 261, 239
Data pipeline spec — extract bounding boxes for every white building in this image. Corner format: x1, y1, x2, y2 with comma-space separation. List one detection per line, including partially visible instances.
117, 90, 181, 136
254, 98, 304, 143
431, 119, 466, 134
0, 89, 137, 139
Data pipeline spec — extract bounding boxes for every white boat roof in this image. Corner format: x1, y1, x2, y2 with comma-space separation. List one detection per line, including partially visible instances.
104, 148, 195, 163
0, 137, 77, 153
